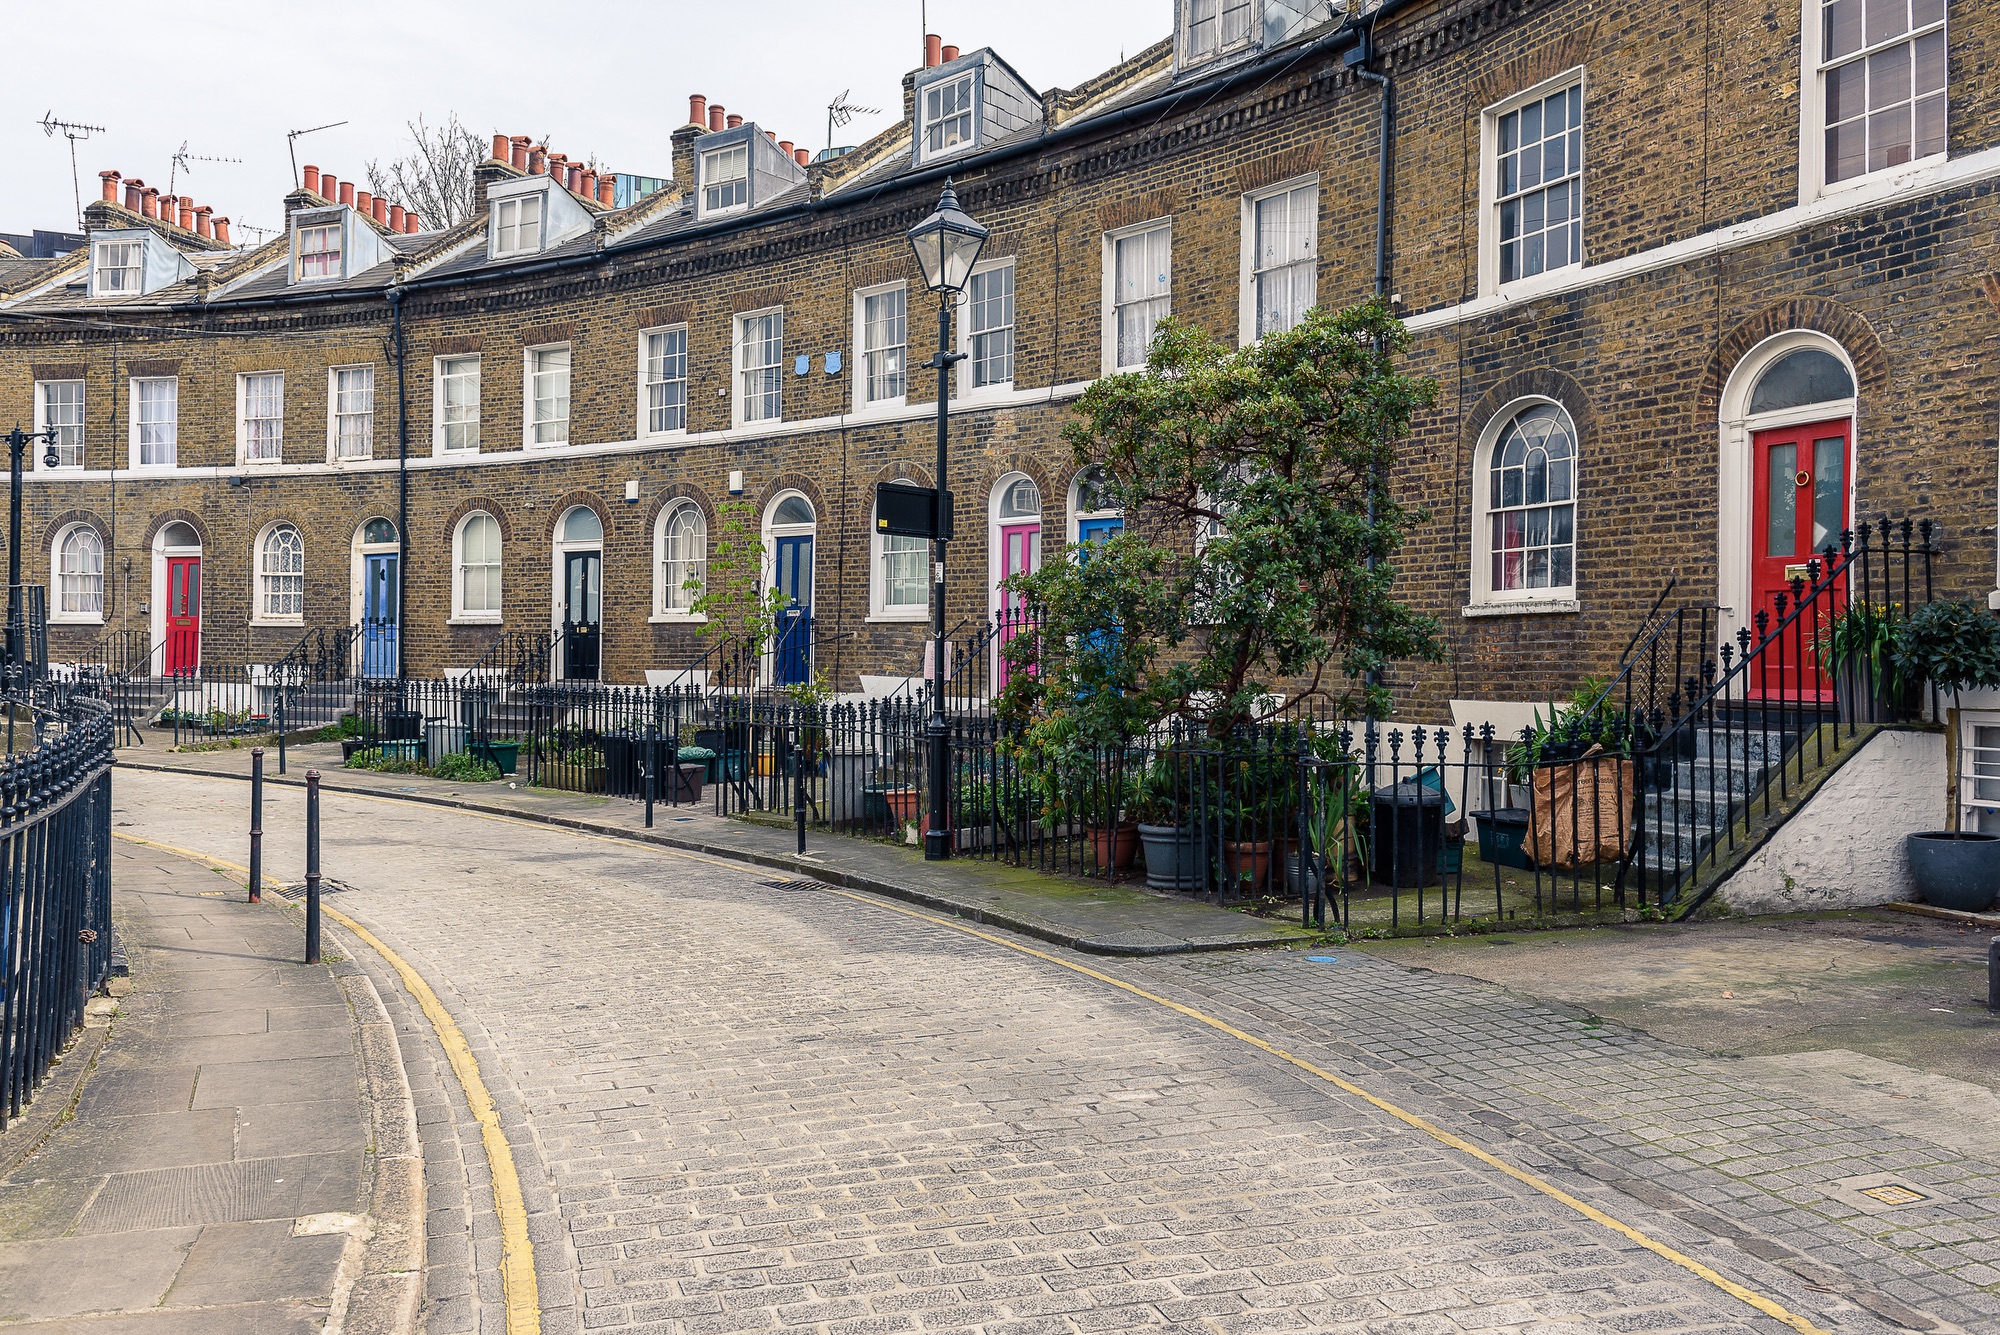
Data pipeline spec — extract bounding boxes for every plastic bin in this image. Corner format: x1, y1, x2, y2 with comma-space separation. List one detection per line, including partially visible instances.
1370, 780, 1444, 888
1469, 808, 1532, 870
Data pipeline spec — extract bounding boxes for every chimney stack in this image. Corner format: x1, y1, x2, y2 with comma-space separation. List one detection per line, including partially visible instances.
688, 94, 707, 127
195, 205, 212, 238
123, 179, 143, 211
213, 217, 231, 245
708, 104, 726, 132
598, 175, 616, 206
795, 147, 811, 167
725, 113, 742, 129
941, 44, 959, 61
926, 33, 942, 67
302, 164, 320, 195
510, 136, 531, 170
490, 133, 508, 162
99, 170, 120, 203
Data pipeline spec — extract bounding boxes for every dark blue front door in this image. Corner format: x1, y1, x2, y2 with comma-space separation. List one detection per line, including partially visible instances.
773, 534, 813, 686
1077, 516, 1123, 553
362, 553, 399, 679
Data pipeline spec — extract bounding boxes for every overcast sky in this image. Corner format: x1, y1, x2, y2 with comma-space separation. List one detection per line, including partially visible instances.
4, 0, 1168, 243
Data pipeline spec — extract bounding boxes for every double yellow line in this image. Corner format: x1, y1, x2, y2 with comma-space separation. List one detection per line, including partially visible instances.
114, 789, 1832, 1335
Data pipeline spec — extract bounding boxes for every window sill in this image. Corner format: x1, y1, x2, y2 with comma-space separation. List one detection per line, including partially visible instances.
648, 612, 708, 625
448, 614, 503, 626
48, 614, 105, 627
523, 436, 572, 450
1810, 151, 1948, 203
250, 617, 306, 629
851, 399, 908, 419
868, 609, 931, 623
638, 431, 690, 448
435, 446, 481, 458
1462, 597, 1579, 618
1486, 263, 1586, 303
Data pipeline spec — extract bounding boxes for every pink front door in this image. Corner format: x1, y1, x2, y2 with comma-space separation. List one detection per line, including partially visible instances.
996, 521, 1041, 688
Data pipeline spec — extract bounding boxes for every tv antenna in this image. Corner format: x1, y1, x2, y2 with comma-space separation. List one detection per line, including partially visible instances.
286, 120, 348, 187
168, 141, 242, 196
826, 90, 881, 156
231, 219, 278, 245
39, 112, 106, 230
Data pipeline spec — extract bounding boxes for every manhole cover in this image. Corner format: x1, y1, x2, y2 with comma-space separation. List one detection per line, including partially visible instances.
1826, 1173, 1945, 1214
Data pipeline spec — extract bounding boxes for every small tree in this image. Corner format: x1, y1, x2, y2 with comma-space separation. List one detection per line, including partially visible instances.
366, 114, 486, 228
1892, 599, 2000, 835
687, 499, 785, 679
1000, 297, 1443, 744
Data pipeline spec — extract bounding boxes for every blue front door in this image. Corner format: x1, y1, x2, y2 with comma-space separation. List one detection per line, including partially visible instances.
772, 534, 813, 686
362, 553, 399, 679
1077, 516, 1123, 553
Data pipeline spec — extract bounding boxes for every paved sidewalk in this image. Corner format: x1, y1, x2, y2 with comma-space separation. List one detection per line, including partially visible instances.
120, 742, 1312, 956
0, 842, 422, 1333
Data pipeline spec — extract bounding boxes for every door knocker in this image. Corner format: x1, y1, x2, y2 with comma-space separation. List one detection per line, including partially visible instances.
1795, 470, 1811, 487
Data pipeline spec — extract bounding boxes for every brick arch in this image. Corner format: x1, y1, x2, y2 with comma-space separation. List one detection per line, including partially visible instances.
1699, 297, 1889, 418
542, 491, 612, 543
980, 454, 1057, 515
755, 475, 827, 523
44, 508, 110, 550
643, 484, 717, 535
1464, 368, 1599, 448
870, 460, 934, 489
441, 497, 513, 545
144, 508, 208, 549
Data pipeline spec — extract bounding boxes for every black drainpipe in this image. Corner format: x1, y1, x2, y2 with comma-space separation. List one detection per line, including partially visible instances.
1349, 24, 1395, 707
389, 286, 408, 682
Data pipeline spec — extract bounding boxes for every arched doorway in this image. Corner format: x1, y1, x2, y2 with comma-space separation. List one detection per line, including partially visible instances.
763, 492, 816, 686
554, 506, 603, 680
990, 474, 1042, 688
152, 520, 202, 676
352, 517, 400, 679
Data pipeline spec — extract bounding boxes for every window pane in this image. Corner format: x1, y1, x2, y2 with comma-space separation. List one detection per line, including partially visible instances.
532, 348, 571, 442
645, 330, 687, 433
1863, 0, 1907, 46
1491, 85, 1584, 283
1812, 436, 1846, 553
1766, 443, 1798, 557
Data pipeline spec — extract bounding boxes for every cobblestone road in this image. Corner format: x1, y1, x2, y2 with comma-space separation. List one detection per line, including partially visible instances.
111, 770, 1999, 1335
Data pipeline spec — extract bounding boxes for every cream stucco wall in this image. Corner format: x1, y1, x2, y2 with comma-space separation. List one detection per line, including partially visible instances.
1715, 728, 1945, 915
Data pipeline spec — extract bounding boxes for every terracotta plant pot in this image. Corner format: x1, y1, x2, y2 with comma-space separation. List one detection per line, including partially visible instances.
1222, 840, 1272, 894
1089, 823, 1140, 871
883, 787, 920, 828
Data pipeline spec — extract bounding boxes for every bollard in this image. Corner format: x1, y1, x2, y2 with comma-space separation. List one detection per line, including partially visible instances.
1989, 936, 1998, 1014
304, 769, 322, 964
277, 699, 287, 775
248, 747, 264, 904
643, 722, 656, 829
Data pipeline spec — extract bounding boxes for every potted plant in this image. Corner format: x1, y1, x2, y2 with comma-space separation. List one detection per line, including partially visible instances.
1135, 752, 1200, 892
1290, 738, 1366, 898
1820, 601, 1916, 725
1893, 600, 2000, 912
472, 736, 521, 775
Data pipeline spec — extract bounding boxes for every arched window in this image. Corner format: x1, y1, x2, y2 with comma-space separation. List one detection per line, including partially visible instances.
362, 517, 397, 545
1749, 349, 1855, 415
1483, 403, 1578, 598
1070, 465, 1123, 549
161, 520, 199, 549
53, 525, 104, 620
258, 523, 305, 620
455, 512, 502, 618
771, 494, 814, 526
997, 477, 1041, 520
656, 503, 706, 615
560, 506, 603, 543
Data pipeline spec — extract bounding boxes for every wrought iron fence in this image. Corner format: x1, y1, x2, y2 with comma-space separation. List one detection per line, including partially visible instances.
1, 693, 114, 1125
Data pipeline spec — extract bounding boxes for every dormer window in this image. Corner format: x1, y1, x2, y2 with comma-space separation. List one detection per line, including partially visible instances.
1176, 0, 1334, 75
701, 144, 749, 215
493, 193, 543, 256
1186, 0, 1254, 61
922, 75, 975, 159
93, 240, 141, 294
297, 223, 341, 280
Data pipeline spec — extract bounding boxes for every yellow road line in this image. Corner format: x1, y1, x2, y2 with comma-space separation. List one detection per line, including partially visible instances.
117, 786, 1830, 1335
112, 832, 543, 1335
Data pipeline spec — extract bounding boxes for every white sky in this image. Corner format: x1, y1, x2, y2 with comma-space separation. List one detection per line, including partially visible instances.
3, 0, 1169, 243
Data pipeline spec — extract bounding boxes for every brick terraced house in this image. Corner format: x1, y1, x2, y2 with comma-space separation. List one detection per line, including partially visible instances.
1, 0, 1994, 732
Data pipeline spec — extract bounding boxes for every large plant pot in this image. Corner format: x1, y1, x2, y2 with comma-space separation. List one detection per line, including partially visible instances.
471, 740, 520, 775
1906, 832, 2000, 913
883, 787, 920, 829
1138, 824, 1199, 892
1088, 823, 1140, 872
671, 763, 706, 804
1221, 840, 1273, 895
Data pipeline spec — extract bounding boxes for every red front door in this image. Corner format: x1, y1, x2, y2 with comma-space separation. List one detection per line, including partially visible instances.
996, 520, 1041, 689
1750, 420, 1851, 702
165, 555, 201, 676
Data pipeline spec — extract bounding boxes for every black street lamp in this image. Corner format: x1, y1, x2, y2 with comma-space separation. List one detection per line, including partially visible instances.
1, 425, 60, 696
907, 181, 989, 861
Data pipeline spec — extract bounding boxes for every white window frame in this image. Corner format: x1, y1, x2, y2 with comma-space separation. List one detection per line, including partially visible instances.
1478, 72, 1586, 298
49, 523, 105, 625
733, 308, 784, 427
1468, 397, 1582, 612
129, 376, 177, 470
254, 521, 306, 626
92, 240, 142, 297
1102, 218, 1173, 375
917, 71, 978, 165
525, 343, 572, 447
328, 364, 375, 462
33, 379, 85, 471
434, 354, 481, 455
853, 282, 909, 413
652, 501, 708, 621
1799, 0, 1948, 203
1178, 0, 1258, 71
452, 511, 504, 623
699, 143, 750, 218
959, 259, 1016, 398
491, 192, 545, 258
870, 510, 931, 622
295, 221, 342, 281
1237, 175, 1319, 345
637, 325, 689, 440
1958, 710, 2000, 835
236, 371, 285, 465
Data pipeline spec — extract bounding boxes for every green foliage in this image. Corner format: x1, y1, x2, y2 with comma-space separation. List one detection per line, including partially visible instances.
309, 713, 370, 743
998, 298, 1443, 741
688, 499, 788, 662
1818, 602, 1908, 698
1892, 599, 2000, 699
430, 752, 501, 783
343, 746, 426, 775
343, 745, 499, 781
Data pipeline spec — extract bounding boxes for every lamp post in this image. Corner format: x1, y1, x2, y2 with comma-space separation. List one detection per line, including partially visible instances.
1, 426, 61, 698
906, 181, 989, 861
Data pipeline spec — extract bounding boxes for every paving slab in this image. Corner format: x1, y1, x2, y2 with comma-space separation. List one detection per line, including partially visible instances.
122, 743, 1311, 956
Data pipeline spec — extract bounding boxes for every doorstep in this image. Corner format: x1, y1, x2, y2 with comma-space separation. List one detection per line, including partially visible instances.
1880, 900, 2000, 929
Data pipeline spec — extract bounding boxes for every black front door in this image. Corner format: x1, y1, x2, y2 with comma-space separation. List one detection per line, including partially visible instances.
562, 550, 601, 680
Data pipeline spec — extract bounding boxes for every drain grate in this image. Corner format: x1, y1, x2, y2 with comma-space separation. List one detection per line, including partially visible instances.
758, 877, 822, 892
1826, 1172, 1945, 1214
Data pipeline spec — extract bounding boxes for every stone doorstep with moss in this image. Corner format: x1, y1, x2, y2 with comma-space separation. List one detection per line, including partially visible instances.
121, 742, 1316, 956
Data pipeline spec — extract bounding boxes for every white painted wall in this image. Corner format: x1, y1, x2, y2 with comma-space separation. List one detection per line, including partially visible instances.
1716, 728, 1944, 915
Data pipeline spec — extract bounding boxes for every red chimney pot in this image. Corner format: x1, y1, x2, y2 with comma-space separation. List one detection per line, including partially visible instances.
213, 217, 231, 245
178, 199, 195, 230
405, 209, 421, 233
302, 164, 320, 195
99, 170, 121, 203
340, 180, 356, 206
941, 44, 959, 62
320, 172, 337, 201
389, 203, 405, 230
725, 113, 742, 129
579, 167, 597, 197
372, 196, 388, 223
355, 189, 373, 217
598, 176, 616, 206
195, 205, 213, 238
925, 33, 942, 67
158, 193, 175, 222
688, 94, 707, 127
708, 105, 725, 132
795, 147, 811, 167
123, 179, 143, 210
509, 136, 531, 170
490, 133, 508, 162
141, 187, 159, 218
